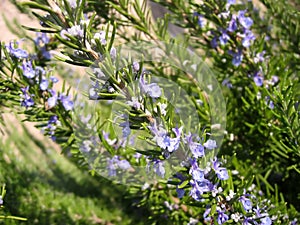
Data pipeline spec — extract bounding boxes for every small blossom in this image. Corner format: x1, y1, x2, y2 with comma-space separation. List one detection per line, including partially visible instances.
21, 61, 35, 79
211, 36, 218, 48
254, 75, 264, 87
229, 49, 243, 67
40, 78, 49, 91
59, 94, 74, 111
254, 51, 265, 63
217, 210, 229, 224
242, 30, 256, 47
203, 139, 217, 149
48, 95, 58, 108
212, 157, 229, 180
61, 25, 84, 39
238, 10, 253, 29
118, 159, 131, 170
239, 196, 253, 211
153, 160, 165, 177
110, 47, 117, 60
93, 31, 106, 45
219, 30, 230, 45
80, 140, 92, 153
176, 186, 185, 198
141, 82, 162, 98
20, 86, 34, 108
227, 15, 238, 32
185, 133, 205, 158
6, 41, 28, 59
261, 216, 272, 225
127, 97, 141, 110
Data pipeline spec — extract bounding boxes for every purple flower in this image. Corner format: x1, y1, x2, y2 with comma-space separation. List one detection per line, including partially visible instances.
217, 211, 229, 224
120, 116, 131, 138
20, 86, 34, 108
61, 25, 84, 39
107, 157, 117, 176
35, 33, 50, 45
50, 76, 59, 83
254, 51, 265, 63
227, 0, 236, 6
227, 16, 238, 32
68, 0, 78, 8
229, 49, 243, 67
59, 94, 74, 111
176, 186, 185, 198
203, 139, 217, 149
211, 36, 218, 48
254, 75, 264, 87
203, 207, 212, 222
118, 159, 131, 170
6, 41, 28, 59
239, 196, 252, 211
212, 157, 229, 180
127, 97, 141, 110
141, 82, 162, 98
21, 61, 35, 79
238, 10, 253, 29
190, 167, 205, 182
48, 91, 58, 108
242, 30, 256, 47
40, 78, 49, 91
219, 30, 230, 45
197, 15, 205, 28
261, 217, 272, 225
35, 33, 51, 59
132, 61, 140, 72
149, 122, 181, 153
189, 180, 202, 201
185, 134, 204, 158
153, 160, 165, 177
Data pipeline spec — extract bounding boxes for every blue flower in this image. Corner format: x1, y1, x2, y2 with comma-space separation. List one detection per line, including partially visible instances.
40, 78, 49, 91
219, 30, 230, 45
141, 81, 162, 98
217, 210, 229, 224
227, 16, 238, 32
59, 94, 74, 111
190, 167, 205, 182
20, 86, 34, 108
211, 36, 218, 48
253, 75, 264, 87
6, 41, 28, 59
176, 186, 185, 198
149, 122, 181, 153
120, 115, 131, 138
254, 51, 265, 63
212, 157, 229, 180
47, 90, 58, 108
242, 30, 256, 47
50, 76, 59, 83
238, 10, 253, 29
107, 157, 117, 176
185, 134, 205, 158
229, 49, 243, 67
261, 217, 272, 225
153, 160, 165, 177
118, 159, 131, 170
21, 61, 35, 79
227, 0, 236, 6
239, 196, 253, 211
203, 139, 217, 149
